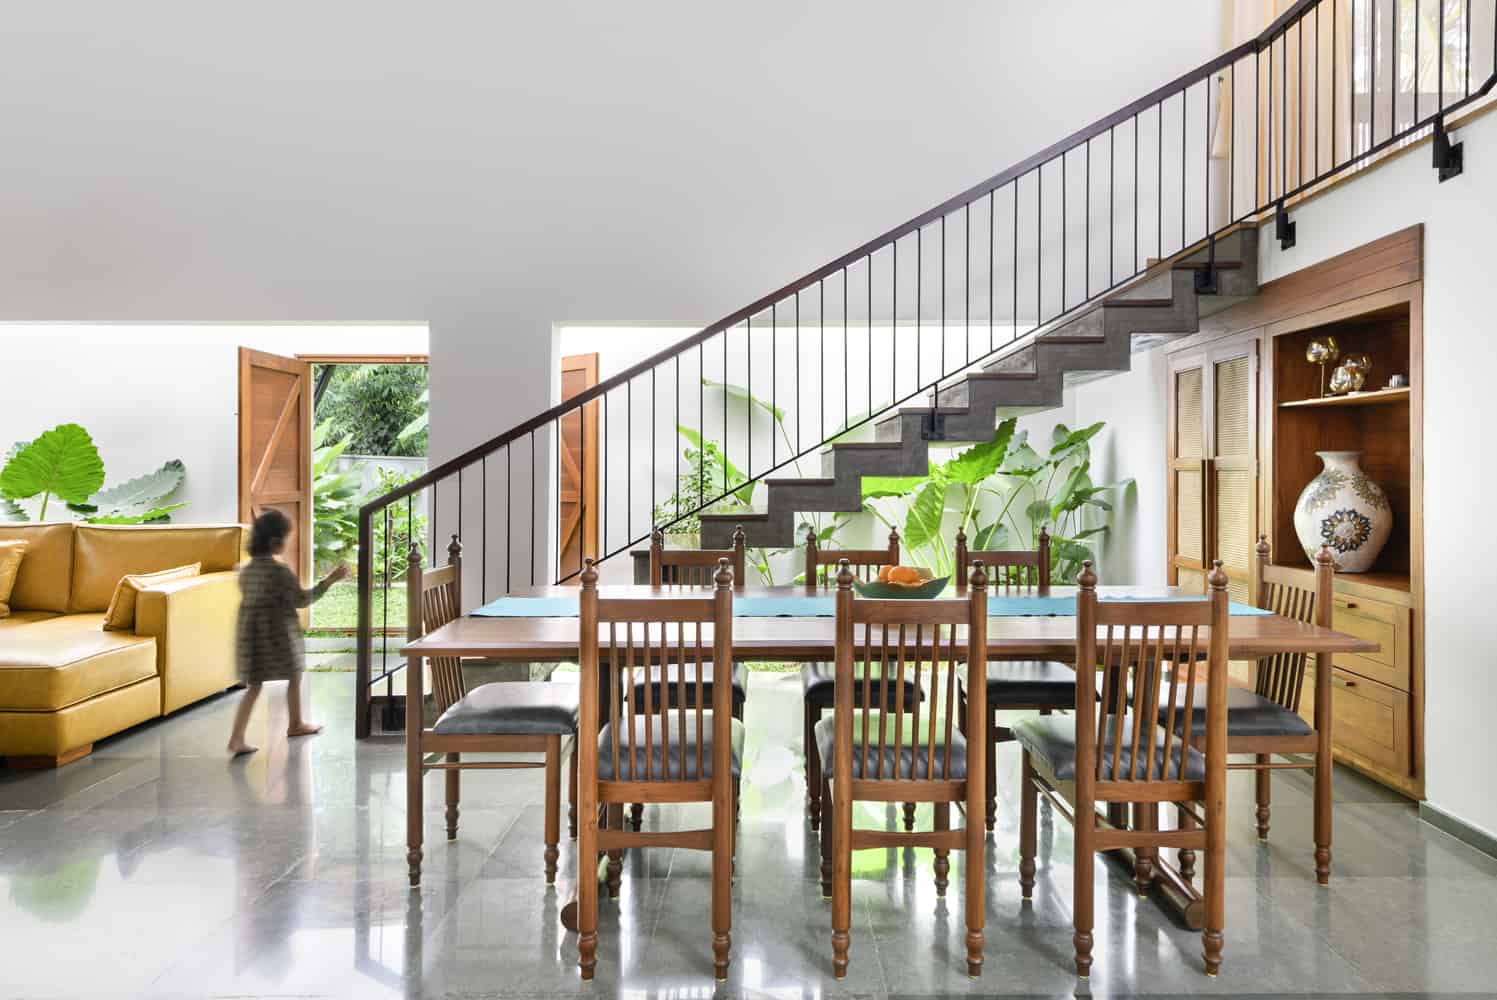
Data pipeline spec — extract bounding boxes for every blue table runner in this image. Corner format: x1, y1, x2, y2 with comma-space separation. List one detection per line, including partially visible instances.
470, 593, 1271, 618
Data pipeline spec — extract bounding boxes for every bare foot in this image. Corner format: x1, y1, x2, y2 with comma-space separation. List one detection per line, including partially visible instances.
287, 722, 323, 738
227, 741, 259, 755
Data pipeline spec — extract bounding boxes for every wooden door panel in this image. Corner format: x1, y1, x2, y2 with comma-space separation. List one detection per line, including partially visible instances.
558, 353, 599, 583
239, 348, 312, 585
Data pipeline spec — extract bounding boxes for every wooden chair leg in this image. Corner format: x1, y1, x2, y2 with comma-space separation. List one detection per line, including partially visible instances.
1073, 811, 1095, 978
830, 779, 850, 980
712, 766, 733, 981
933, 802, 951, 896
1255, 754, 1272, 840
902, 802, 916, 832
806, 703, 823, 830
629, 802, 644, 831
1177, 802, 1198, 884
1019, 750, 1037, 900
568, 741, 578, 840
605, 804, 624, 898
819, 775, 834, 897
577, 785, 599, 981
1314, 739, 1333, 885
985, 704, 999, 832
1132, 801, 1157, 896
444, 753, 461, 840
544, 737, 561, 884
1202, 788, 1226, 976
406, 739, 423, 888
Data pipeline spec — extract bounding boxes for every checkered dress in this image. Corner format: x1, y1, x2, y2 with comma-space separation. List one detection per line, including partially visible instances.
235, 556, 332, 684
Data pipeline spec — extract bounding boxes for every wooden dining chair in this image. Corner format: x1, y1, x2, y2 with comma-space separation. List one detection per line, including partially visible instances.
404, 536, 579, 888
575, 556, 742, 982
1015, 560, 1230, 978
1153, 537, 1336, 882
798, 526, 917, 833
954, 525, 1076, 831
820, 558, 989, 979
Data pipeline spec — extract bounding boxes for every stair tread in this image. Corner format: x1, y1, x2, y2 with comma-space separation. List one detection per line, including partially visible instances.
1105, 297, 1175, 308
765, 476, 836, 486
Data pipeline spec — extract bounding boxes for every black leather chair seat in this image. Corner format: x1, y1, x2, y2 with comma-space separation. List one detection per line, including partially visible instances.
964, 660, 1076, 707
631, 661, 748, 713
1157, 685, 1314, 739
1013, 715, 1205, 782
432, 681, 579, 736
799, 662, 922, 710
597, 713, 745, 780
814, 712, 968, 780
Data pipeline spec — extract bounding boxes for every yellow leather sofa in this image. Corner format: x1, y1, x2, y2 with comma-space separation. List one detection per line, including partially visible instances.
0, 522, 247, 767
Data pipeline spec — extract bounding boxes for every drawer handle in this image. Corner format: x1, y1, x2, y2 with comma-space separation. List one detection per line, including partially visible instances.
1337, 600, 1359, 610
1336, 677, 1358, 689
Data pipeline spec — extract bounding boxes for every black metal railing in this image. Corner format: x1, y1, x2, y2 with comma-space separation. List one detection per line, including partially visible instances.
356, 0, 1497, 736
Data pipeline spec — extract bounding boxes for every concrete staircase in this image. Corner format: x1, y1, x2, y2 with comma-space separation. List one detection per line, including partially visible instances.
700, 227, 1259, 549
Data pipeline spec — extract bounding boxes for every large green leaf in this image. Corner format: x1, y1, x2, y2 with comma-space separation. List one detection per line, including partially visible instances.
701, 379, 785, 424
861, 475, 926, 500
943, 418, 1016, 485
0, 497, 26, 522
71, 460, 185, 519
1047, 421, 1105, 463
903, 481, 947, 551
85, 502, 187, 525
1048, 464, 1092, 521
972, 520, 1008, 551
999, 434, 1045, 478
396, 388, 430, 442
0, 424, 105, 516
1024, 499, 1053, 529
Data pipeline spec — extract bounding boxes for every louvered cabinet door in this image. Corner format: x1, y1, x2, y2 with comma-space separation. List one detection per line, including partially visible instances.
1168, 359, 1208, 593
1167, 336, 1259, 598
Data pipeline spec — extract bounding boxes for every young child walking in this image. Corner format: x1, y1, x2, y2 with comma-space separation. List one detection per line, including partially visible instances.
228, 509, 349, 755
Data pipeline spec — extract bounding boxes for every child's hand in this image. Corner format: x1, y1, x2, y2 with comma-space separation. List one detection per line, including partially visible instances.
327, 563, 351, 585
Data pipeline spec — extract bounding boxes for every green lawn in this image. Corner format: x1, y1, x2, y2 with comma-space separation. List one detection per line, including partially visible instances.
310, 579, 407, 634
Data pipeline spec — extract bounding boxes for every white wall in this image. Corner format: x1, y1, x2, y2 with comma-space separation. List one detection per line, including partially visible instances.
1252, 113, 1497, 838
0, 0, 1227, 585
0, 324, 428, 523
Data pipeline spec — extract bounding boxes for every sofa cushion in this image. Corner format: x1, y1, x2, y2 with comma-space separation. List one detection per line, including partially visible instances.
0, 523, 75, 613
102, 563, 200, 631
71, 524, 246, 612
0, 539, 26, 617
0, 610, 61, 630
0, 613, 158, 711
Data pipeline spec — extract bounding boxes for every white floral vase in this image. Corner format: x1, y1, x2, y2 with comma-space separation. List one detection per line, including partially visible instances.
1292, 451, 1391, 572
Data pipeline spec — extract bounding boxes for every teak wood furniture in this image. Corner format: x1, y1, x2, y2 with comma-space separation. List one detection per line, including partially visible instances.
1016, 561, 1231, 978
1165, 225, 1424, 798
403, 537, 578, 888
953, 527, 1077, 831
797, 527, 914, 833
573, 558, 741, 982
821, 559, 989, 979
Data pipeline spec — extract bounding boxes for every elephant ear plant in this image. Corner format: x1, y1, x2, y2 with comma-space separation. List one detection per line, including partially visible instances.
860, 417, 1130, 585
0, 423, 186, 524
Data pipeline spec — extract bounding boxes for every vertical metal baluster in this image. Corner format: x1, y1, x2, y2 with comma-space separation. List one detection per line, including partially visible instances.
916, 224, 922, 388
1300, 20, 1306, 187
1465, 0, 1472, 97
1355, 4, 1361, 152
698, 345, 704, 506
771, 304, 776, 469
794, 295, 800, 456
1085, 138, 1091, 300
746, 317, 752, 480
602, 395, 609, 556
1438, 0, 1445, 113
675, 356, 680, 521
1180, 88, 1186, 252
1390, 0, 1397, 142
893, 239, 898, 406
868, 254, 874, 411
554, 419, 561, 582
1283, 29, 1289, 193
1258, 47, 1264, 205
1370, 3, 1376, 150
820, 279, 826, 442
1205, 74, 1211, 236
1132, 115, 1139, 274
651, 367, 657, 534
843, 267, 849, 429
988, 190, 995, 352
381, 506, 390, 699
626, 382, 632, 545
1012, 182, 1018, 338
1061, 150, 1067, 312
1157, 101, 1163, 262
529, 432, 536, 586
964, 202, 970, 365
457, 467, 463, 557
939, 214, 946, 378
1231, 57, 1238, 218
481, 455, 487, 601
1036, 165, 1042, 327
505, 446, 512, 592
722, 332, 728, 489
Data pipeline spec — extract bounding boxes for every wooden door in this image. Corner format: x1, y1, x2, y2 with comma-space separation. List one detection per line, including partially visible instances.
238, 348, 313, 584
558, 353, 599, 583
1167, 334, 1258, 601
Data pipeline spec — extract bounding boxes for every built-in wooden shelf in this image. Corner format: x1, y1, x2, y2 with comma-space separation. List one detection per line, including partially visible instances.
1278, 385, 1410, 409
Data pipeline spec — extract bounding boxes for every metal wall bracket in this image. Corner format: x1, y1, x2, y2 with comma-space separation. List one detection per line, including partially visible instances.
920, 408, 947, 441
1433, 116, 1464, 182
1275, 200, 1296, 251
1193, 235, 1219, 294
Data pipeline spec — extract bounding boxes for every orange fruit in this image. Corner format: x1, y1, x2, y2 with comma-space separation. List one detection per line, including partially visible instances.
877, 566, 893, 582
888, 565, 923, 585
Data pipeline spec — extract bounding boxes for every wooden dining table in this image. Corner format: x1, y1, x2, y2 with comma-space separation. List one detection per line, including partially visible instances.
403, 582, 1379, 930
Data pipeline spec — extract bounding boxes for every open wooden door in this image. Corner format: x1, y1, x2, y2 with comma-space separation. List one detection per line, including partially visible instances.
557, 353, 599, 583
238, 348, 313, 584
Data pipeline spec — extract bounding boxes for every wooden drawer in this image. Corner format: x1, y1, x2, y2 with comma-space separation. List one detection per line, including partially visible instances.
1331, 592, 1410, 691
1329, 669, 1411, 777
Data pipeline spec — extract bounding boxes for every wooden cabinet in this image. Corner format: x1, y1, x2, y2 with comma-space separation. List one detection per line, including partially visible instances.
1166, 226, 1424, 799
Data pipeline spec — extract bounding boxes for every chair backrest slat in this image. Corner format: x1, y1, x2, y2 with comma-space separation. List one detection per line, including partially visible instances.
805, 526, 900, 591
1076, 560, 1228, 788
832, 558, 990, 787
1253, 535, 1334, 712
650, 526, 746, 589
955, 525, 1052, 595
407, 535, 468, 717
580, 557, 735, 787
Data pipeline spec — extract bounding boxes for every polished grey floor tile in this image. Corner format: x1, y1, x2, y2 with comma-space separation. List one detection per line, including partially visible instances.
2, 671, 1495, 999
